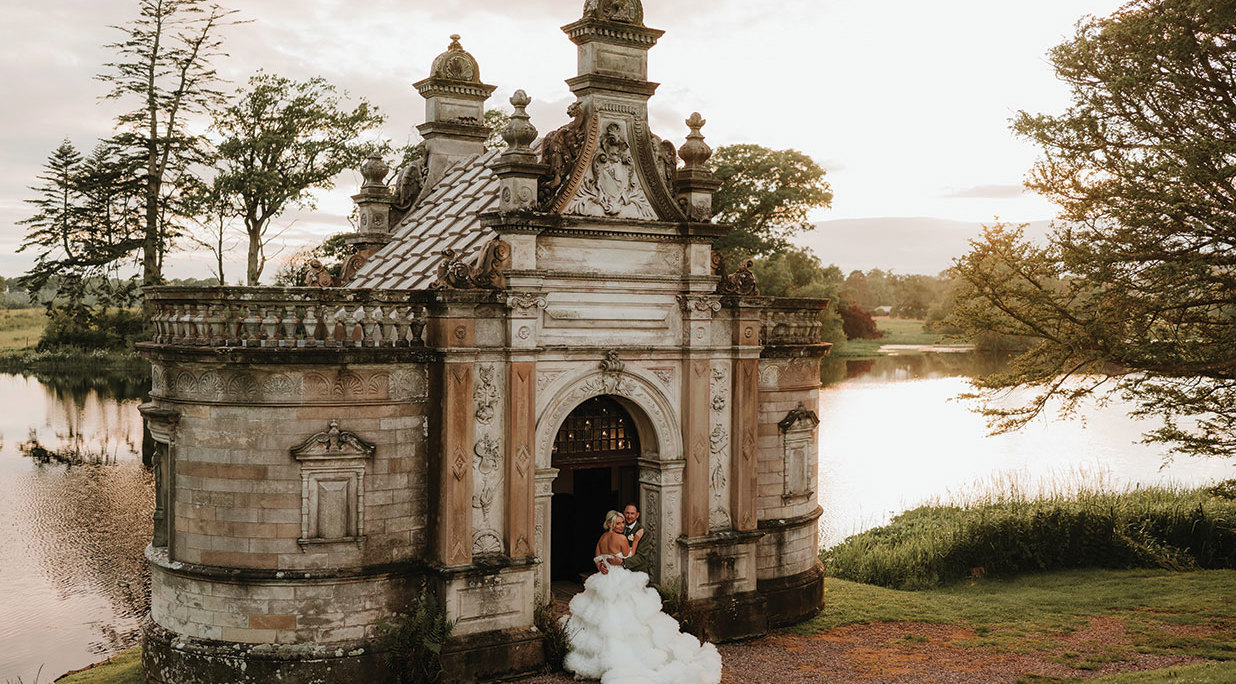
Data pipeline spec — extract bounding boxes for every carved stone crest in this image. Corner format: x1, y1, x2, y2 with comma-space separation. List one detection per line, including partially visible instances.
565, 120, 655, 220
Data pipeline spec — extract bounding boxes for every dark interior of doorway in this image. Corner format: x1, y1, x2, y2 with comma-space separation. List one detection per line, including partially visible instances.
550, 396, 640, 582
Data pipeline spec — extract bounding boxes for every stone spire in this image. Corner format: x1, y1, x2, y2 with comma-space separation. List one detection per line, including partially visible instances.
415, 35, 497, 190
562, 0, 664, 111
491, 90, 547, 212
677, 113, 722, 221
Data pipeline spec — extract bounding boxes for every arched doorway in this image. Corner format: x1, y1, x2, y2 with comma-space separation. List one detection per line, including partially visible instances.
549, 396, 640, 581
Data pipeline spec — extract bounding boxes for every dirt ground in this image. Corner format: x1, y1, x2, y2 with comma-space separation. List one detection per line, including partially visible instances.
521, 618, 1207, 683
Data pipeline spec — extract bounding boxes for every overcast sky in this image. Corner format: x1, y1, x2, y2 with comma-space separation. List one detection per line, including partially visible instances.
0, 0, 1126, 280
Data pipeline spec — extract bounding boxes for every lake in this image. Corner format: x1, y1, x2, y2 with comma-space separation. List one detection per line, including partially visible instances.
817, 353, 1236, 546
1, 353, 1234, 679
0, 371, 152, 681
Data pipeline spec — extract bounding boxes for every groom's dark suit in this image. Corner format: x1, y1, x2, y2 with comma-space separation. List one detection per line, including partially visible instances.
624, 519, 653, 573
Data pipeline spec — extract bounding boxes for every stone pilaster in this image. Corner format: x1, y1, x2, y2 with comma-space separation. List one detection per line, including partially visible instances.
506, 361, 536, 559
729, 298, 765, 532
679, 294, 721, 538
533, 467, 559, 602
427, 298, 480, 567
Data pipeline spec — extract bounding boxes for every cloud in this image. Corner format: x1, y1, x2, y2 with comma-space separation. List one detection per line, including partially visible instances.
943, 184, 1026, 199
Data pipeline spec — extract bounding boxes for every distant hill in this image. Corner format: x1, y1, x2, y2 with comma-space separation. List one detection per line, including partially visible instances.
793, 217, 1054, 276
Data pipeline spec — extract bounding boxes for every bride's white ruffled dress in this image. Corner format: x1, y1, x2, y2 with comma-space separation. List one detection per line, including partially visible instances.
562, 565, 722, 684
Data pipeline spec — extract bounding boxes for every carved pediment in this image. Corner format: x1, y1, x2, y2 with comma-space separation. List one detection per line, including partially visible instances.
539, 104, 685, 222
291, 420, 376, 461
778, 403, 820, 433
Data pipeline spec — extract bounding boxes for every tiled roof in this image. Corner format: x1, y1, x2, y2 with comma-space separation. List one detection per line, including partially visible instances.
349, 146, 508, 290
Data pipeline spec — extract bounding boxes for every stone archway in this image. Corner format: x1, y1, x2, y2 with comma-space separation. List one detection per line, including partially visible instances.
533, 369, 684, 601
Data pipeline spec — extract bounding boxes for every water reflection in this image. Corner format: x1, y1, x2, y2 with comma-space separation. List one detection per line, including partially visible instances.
816, 353, 1236, 548
0, 371, 152, 680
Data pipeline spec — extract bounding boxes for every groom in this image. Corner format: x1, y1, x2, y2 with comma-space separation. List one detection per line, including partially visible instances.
621, 503, 654, 573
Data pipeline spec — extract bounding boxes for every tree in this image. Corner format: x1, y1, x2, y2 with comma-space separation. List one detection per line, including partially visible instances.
750, 246, 846, 345
213, 72, 385, 284
951, 0, 1236, 459
99, 0, 240, 286
180, 178, 239, 284
18, 141, 144, 306
707, 144, 833, 257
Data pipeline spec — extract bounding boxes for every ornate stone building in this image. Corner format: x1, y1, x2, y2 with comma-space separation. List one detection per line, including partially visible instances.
138, 2, 830, 681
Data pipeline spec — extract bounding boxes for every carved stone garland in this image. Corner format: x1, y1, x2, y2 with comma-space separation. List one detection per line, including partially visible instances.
472, 363, 505, 555
709, 365, 732, 530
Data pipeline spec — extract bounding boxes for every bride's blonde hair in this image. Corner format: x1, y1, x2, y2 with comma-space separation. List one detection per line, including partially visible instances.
603, 510, 622, 531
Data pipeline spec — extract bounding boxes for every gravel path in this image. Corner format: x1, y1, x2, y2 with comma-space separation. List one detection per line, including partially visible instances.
521, 619, 1207, 683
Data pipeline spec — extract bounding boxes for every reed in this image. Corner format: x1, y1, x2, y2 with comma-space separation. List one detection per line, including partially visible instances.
824, 480, 1236, 590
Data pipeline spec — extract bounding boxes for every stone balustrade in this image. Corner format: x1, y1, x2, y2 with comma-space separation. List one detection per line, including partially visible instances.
144, 287, 433, 349
761, 297, 830, 348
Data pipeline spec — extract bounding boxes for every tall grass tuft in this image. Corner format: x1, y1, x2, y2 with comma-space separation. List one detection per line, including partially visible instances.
824, 480, 1236, 589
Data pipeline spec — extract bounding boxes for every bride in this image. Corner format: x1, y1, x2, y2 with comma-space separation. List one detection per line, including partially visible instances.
562, 510, 722, 684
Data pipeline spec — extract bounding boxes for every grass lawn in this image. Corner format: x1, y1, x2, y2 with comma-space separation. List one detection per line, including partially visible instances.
60, 570, 1236, 683
0, 308, 44, 350
833, 318, 956, 359
53, 648, 141, 683
790, 570, 1236, 679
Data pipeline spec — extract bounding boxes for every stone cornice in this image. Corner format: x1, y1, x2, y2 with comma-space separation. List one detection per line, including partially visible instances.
562, 18, 665, 48
567, 74, 660, 98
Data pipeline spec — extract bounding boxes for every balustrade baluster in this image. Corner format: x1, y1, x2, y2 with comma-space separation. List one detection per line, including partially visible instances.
177, 305, 193, 344
243, 306, 260, 347
283, 306, 298, 347
329, 306, 347, 347
393, 307, 411, 347
410, 306, 426, 346
361, 306, 379, 347
261, 307, 279, 347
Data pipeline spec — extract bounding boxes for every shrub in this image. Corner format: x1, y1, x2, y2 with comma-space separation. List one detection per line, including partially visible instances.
534, 602, 570, 672
383, 589, 454, 684
839, 301, 883, 340
824, 485, 1236, 590
38, 305, 146, 351
653, 578, 703, 637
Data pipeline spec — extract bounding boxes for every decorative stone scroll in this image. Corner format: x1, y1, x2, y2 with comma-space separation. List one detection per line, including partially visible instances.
539, 102, 589, 208
430, 238, 512, 290
290, 421, 376, 545
779, 403, 820, 503
714, 253, 760, 296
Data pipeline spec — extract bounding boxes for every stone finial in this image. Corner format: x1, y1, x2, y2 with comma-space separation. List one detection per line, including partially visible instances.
676, 112, 723, 221
582, 0, 645, 26
679, 113, 712, 171
360, 153, 390, 190
430, 34, 483, 84
492, 89, 548, 212
501, 90, 538, 155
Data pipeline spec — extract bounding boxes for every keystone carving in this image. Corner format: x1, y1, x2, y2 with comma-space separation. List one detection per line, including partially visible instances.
599, 350, 626, 374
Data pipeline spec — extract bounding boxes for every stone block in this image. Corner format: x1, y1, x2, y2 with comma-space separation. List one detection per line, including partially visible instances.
249, 614, 297, 630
